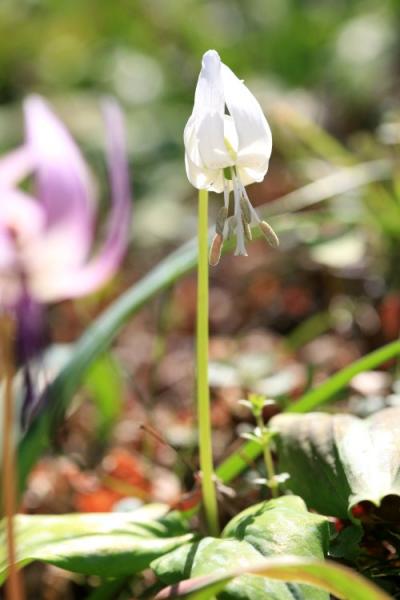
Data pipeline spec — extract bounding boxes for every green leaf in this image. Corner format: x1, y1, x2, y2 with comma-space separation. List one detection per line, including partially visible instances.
329, 525, 363, 560
154, 556, 391, 600
154, 538, 294, 599
216, 339, 400, 486
17, 160, 391, 491
85, 353, 123, 438
0, 504, 193, 582
271, 407, 400, 519
222, 495, 329, 558
153, 496, 330, 600
215, 439, 262, 486
287, 340, 400, 413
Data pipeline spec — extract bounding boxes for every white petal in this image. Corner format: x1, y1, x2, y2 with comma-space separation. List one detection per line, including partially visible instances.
185, 152, 224, 193
237, 157, 270, 186
221, 63, 272, 179
223, 114, 239, 159
183, 115, 202, 168
184, 50, 232, 171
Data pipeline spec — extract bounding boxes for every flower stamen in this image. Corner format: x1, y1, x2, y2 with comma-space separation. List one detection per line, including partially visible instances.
238, 179, 279, 249
232, 173, 247, 256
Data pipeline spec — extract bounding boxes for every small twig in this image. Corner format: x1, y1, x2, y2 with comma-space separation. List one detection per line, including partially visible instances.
139, 423, 195, 475
0, 314, 24, 600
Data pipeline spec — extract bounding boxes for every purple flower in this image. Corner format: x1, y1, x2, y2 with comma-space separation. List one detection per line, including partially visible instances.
0, 95, 131, 305
0, 96, 132, 424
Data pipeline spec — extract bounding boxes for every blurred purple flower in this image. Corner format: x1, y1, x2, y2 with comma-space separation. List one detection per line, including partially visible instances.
0, 96, 132, 424
0, 95, 131, 305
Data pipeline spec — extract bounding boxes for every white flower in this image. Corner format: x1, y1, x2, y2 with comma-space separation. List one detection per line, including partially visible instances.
184, 49, 278, 262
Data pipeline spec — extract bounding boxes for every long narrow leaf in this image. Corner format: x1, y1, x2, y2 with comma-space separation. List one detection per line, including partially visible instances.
287, 339, 400, 413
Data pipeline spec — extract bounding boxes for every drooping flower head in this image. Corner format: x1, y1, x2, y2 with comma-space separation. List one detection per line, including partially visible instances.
184, 50, 278, 263
0, 96, 132, 422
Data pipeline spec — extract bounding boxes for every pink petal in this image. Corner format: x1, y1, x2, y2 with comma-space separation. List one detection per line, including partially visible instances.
23, 95, 95, 266
0, 145, 33, 188
0, 188, 45, 241
30, 99, 131, 301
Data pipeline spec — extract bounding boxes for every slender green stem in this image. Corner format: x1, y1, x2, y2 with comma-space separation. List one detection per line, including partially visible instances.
197, 188, 219, 536
256, 415, 278, 498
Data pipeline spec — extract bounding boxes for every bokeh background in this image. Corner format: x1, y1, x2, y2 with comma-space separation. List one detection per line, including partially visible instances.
3, 1, 400, 596
1, 0, 399, 243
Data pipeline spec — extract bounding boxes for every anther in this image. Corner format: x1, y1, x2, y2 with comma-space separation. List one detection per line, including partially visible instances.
209, 233, 223, 266
259, 220, 279, 248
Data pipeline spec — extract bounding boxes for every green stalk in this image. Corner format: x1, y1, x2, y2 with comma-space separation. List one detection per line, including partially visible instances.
197, 188, 219, 535
255, 415, 278, 498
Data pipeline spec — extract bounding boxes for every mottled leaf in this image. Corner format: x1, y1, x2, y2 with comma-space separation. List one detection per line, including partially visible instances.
271, 407, 400, 519
0, 504, 192, 581
152, 496, 330, 599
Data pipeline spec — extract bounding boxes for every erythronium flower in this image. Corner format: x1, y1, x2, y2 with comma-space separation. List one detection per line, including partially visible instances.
0, 95, 132, 421
0, 95, 131, 305
184, 49, 278, 264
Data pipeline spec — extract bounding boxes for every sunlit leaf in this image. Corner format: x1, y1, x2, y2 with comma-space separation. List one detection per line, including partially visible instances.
154, 556, 390, 600
152, 496, 330, 600
271, 407, 400, 519
0, 505, 193, 581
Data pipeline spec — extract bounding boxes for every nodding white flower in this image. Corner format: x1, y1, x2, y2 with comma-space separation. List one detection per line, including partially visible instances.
184, 49, 278, 264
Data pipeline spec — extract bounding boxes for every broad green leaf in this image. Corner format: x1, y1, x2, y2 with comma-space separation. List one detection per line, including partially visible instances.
329, 525, 363, 561
154, 556, 391, 600
155, 539, 299, 600
86, 578, 127, 600
271, 407, 400, 519
0, 504, 193, 581
222, 495, 329, 559
152, 496, 330, 600
216, 339, 400, 486
18, 160, 391, 491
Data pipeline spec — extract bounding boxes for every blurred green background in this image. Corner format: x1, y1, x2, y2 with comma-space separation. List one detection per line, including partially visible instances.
1, 0, 399, 243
